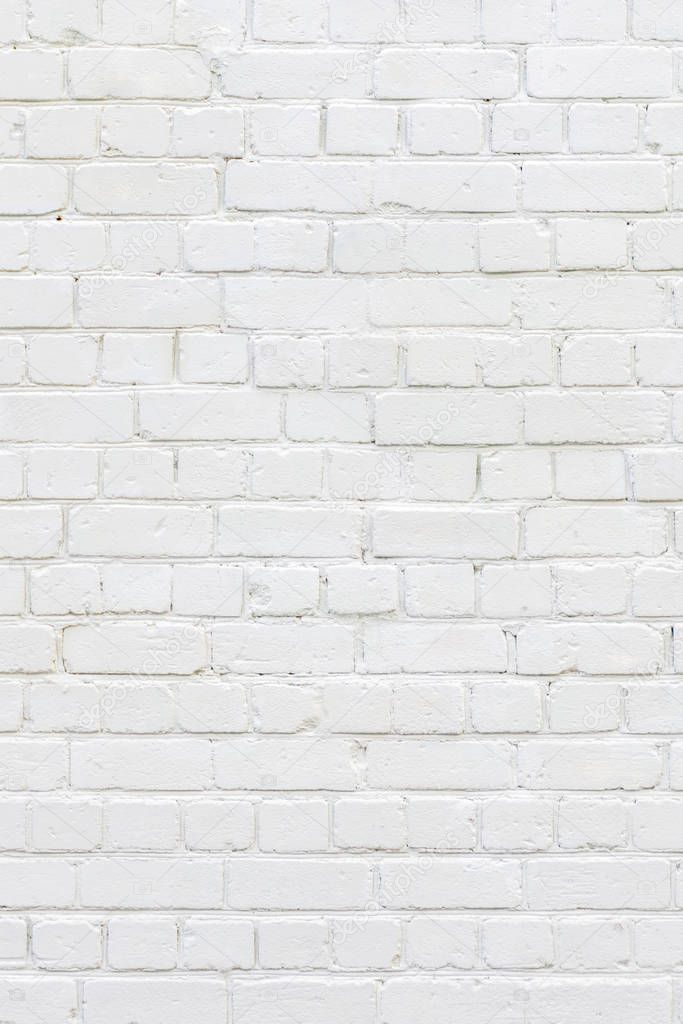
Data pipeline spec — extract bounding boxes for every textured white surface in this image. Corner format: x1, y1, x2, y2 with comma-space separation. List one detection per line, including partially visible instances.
3, 0, 683, 1018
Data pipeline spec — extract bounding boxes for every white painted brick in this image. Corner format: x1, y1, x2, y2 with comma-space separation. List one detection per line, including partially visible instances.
516, 624, 663, 674
570, 103, 638, 152
0, 452, 23, 499
329, 0, 399, 41
327, 104, 398, 155
479, 220, 551, 271
407, 105, 483, 155
74, 164, 217, 216
519, 740, 662, 789
0, 918, 26, 959
217, 735, 358, 789
138, 391, 279, 439
482, 797, 553, 851
549, 680, 622, 732
471, 682, 543, 732
482, 0, 552, 42
212, 622, 355, 674
83, 980, 226, 1024
33, 919, 101, 969
556, 918, 630, 968
254, 335, 323, 386
332, 917, 401, 968
176, 448, 246, 498
392, 681, 465, 735
522, 160, 666, 211
28, 680, 97, 733
250, 105, 320, 155
182, 918, 253, 969
26, 106, 98, 158
246, 567, 316, 617
333, 220, 402, 273
0, 799, 25, 849
217, 505, 360, 556
229, 858, 371, 909
518, 276, 665, 329
525, 507, 665, 556
375, 49, 518, 99
328, 336, 398, 386
481, 450, 552, 498
556, 218, 628, 269
405, 918, 477, 968
480, 564, 553, 617
184, 221, 254, 272
234, 980, 374, 1024
379, 857, 521, 909
557, 0, 627, 39
404, 564, 475, 617
555, 450, 627, 499
251, 450, 323, 498
101, 564, 172, 613
69, 48, 211, 99
406, 221, 477, 273
527, 45, 672, 98
556, 564, 630, 616
645, 104, 683, 153
0, 858, 75, 907
287, 392, 371, 441
259, 800, 328, 852
327, 565, 398, 614
175, 0, 244, 44
107, 917, 177, 970
172, 108, 241, 158
366, 739, 514, 789
256, 218, 328, 272
184, 800, 253, 851
372, 508, 517, 558
633, 217, 683, 270
178, 332, 248, 383
483, 917, 553, 968
110, 222, 179, 274
72, 739, 211, 789
386, 324, 446, 374
526, 858, 669, 910
375, 392, 521, 444
102, 0, 172, 43
0, 337, 23, 383
334, 796, 405, 849
0, 567, 24, 614
30, 564, 101, 615
102, 448, 174, 498
252, 683, 320, 732
524, 391, 668, 442
492, 103, 562, 152
27, 334, 99, 385
69, 505, 212, 557
323, 680, 391, 733
404, 0, 477, 41
374, 161, 517, 213
28, 0, 97, 42
258, 919, 328, 968
104, 800, 179, 851
406, 797, 477, 850
0, 1, 679, 996
101, 105, 170, 157
633, 798, 683, 851
560, 334, 631, 385
633, 0, 683, 39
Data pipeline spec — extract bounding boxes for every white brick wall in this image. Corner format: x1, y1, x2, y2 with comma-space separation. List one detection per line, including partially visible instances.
3, 0, 683, 1018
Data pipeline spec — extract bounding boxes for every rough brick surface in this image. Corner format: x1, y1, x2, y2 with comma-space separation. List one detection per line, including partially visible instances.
3, 0, 683, 1017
